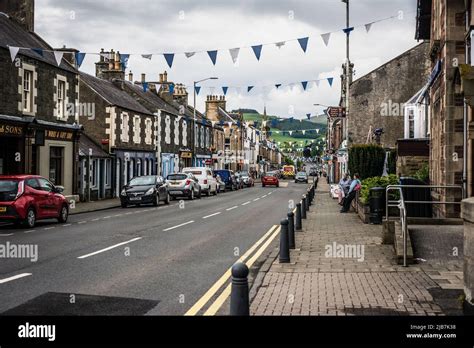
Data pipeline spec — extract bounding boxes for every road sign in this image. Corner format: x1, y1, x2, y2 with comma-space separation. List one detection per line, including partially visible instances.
325, 107, 346, 118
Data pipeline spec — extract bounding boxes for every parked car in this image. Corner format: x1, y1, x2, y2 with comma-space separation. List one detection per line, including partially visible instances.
262, 173, 280, 187
183, 167, 218, 196
237, 171, 254, 187
215, 174, 227, 193
214, 170, 238, 191
166, 173, 201, 200
0, 175, 69, 228
120, 175, 170, 208
234, 172, 245, 189
295, 172, 309, 183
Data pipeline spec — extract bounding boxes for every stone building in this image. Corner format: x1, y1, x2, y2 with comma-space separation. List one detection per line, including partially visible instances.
347, 43, 430, 149
0, 6, 81, 197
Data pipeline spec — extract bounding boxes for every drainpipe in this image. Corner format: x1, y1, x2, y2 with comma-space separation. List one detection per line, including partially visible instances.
464, 9, 470, 198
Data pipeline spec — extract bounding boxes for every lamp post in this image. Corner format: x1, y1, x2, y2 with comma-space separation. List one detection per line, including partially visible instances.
193, 77, 218, 166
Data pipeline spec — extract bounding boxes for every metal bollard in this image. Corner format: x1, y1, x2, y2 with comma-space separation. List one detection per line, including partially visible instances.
287, 211, 295, 249
230, 262, 250, 316
279, 219, 290, 263
301, 196, 307, 219
296, 203, 303, 231
307, 189, 312, 206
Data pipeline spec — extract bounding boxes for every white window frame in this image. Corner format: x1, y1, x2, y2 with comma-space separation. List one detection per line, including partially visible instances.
133, 115, 141, 144
145, 118, 152, 145
121, 112, 130, 143
182, 120, 187, 146
23, 69, 33, 113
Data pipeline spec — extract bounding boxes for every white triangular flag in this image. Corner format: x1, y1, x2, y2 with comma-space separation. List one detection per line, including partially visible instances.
316, 129, 320, 134
184, 52, 195, 58
229, 48, 240, 64
9, 46, 20, 62
227, 122, 233, 128
321, 33, 331, 46
302, 130, 306, 135
365, 23, 373, 33
54, 51, 64, 66
211, 120, 217, 127
289, 131, 293, 135
275, 42, 286, 49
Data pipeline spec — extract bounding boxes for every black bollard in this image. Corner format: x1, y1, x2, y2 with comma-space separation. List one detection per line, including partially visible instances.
230, 262, 250, 316
307, 189, 312, 206
279, 219, 290, 263
296, 203, 303, 231
287, 211, 295, 249
301, 196, 307, 219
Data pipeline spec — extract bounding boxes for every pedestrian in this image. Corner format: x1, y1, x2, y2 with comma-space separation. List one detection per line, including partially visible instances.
338, 173, 351, 205
340, 173, 361, 213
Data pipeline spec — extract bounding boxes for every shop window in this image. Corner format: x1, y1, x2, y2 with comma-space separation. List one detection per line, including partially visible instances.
49, 147, 64, 186
23, 69, 33, 113
91, 159, 98, 188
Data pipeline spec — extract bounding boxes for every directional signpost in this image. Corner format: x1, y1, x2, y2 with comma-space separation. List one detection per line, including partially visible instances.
325, 106, 346, 118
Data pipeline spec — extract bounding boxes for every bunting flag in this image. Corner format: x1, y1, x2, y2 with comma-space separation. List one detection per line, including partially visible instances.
365, 23, 373, 33
275, 84, 282, 89
120, 53, 130, 69
195, 86, 201, 95
343, 27, 355, 35
251, 45, 263, 61
169, 84, 175, 94
211, 120, 217, 127
321, 33, 331, 47
297, 37, 309, 53
164, 53, 174, 68
207, 50, 218, 65
302, 130, 306, 135
227, 122, 233, 127
75, 52, 86, 67
327, 77, 334, 87
275, 42, 286, 49
142, 82, 148, 92
316, 129, 320, 134
306, 113, 311, 120
229, 48, 240, 64
222, 86, 228, 95
184, 52, 196, 58
301, 81, 308, 91
32, 48, 43, 57
54, 51, 64, 66
141, 54, 152, 60
8, 46, 20, 62
247, 86, 254, 93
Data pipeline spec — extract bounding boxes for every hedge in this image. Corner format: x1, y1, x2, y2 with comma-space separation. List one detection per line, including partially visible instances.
359, 174, 400, 205
348, 144, 387, 180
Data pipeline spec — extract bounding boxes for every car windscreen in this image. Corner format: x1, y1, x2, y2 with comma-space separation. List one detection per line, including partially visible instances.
240, 171, 249, 176
128, 176, 156, 186
184, 170, 203, 176
297, 172, 307, 176
167, 174, 187, 181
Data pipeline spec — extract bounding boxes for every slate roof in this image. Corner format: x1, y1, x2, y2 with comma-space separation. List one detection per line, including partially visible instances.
0, 12, 76, 73
80, 72, 153, 115
124, 82, 182, 116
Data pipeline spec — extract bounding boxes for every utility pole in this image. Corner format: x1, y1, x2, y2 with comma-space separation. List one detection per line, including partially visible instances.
344, 0, 350, 144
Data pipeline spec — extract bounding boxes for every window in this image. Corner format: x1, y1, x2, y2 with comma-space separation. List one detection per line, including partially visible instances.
408, 108, 415, 138
145, 118, 152, 145
25, 178, 40, 190
57, 80, 66, 119
49, 147, 64, 185
182, 120, 187, 146
121, 113, 129, 142
37, 178, 53, 193
23, 69, 33, 113
133, 116, 141, 144
91, 159, 98, 188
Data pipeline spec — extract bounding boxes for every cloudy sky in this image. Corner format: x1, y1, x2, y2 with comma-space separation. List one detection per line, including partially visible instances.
35, 0, 418, 119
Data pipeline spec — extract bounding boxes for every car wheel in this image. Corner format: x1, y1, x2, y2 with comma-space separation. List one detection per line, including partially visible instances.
213, 187, 218, 196
262, 184, 266, 187
276, 184, 280, 187
121, 202, 128, 208
24, 208, 36, 228
152, 194, 159, 206
189, 190, 194, 200
164, 193, 170, 205
58, 204, 68, 223
197, 189, 202, 199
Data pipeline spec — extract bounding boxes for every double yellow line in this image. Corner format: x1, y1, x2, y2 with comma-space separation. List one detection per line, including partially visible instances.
184, 224, 281, 316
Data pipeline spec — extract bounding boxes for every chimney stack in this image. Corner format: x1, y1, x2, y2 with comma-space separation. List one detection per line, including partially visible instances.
95, 48, 125, 81
141, 73, 146, 83
0, 0, 35, 32
205, 95, 226, 122
128, 71, 133, 82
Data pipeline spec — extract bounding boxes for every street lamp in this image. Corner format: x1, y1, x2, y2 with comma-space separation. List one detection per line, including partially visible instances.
193, 76, 218, 166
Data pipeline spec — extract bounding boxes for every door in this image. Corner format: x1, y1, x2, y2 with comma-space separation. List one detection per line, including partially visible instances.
156, 176, 166, 200
36, 178, 56, 217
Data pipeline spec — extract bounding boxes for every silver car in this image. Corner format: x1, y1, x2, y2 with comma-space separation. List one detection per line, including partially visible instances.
166, 173, 201, 200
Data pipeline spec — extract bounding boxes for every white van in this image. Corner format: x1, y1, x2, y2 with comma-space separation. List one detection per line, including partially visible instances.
182, 167, 218, 196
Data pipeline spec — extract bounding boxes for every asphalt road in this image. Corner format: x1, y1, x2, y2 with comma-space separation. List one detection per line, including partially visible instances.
0, 180, 311, 315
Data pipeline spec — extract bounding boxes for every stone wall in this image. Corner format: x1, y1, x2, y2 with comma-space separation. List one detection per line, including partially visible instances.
396, 156, 428, 177
348, 43, 430, 148
461, 198, 474, 308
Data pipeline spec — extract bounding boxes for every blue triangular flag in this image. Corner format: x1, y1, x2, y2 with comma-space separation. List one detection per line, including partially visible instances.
289, 117, 294, 123
327, 77, 334, 87
164, 53, 174, 68
268, 131, 272, 136
247, 86, 254, 93
275, 84, 281, 89
306, 113, 311, 119
343, 27, 355, 35
169, 83, 175, 94
222, 86, 228, 95
75, 52, 86, 67
301, 81, 308, 90
207, 50, 218, 65
195, 86, 201, 95
120, 53, 130, 69
251, 45, 263, 61
142, 82, 148, 92
31, 48, 43, 57
297, 37, 309, 53
219, 120, 224, 126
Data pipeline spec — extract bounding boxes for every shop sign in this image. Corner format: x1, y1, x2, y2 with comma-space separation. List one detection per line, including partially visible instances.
45, 129, 74, 141
180, 151, 192, 159
0, 124, 23, 136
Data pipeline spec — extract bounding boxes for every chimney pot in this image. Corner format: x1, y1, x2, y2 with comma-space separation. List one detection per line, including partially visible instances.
163, 71, 168, 82
141, 73, 146, 83
159, 74, 163, 83
128, 71, 133, 82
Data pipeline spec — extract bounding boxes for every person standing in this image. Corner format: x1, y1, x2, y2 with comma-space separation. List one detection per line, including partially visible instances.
340, 173, 361, 213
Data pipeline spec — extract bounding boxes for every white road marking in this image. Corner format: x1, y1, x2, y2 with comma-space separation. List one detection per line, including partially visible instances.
43, 227, 55, 230
103, 216, 111, 219
23, 230, 35, 234
253, 198, 260, 202
163, 220, 194, 232
268, 192, 272, 195
0, 233, 14, 237
91, 218, 100, 222
226, 206, 238, 211
62, 224, 71, 227
77, 237, 142, 259
78, 221, 87, 224
241, 201, 251, 206
113, 214, 122, 217
261, 195, 267, 198
203, 212, 221, 219
0, 273, 32, 284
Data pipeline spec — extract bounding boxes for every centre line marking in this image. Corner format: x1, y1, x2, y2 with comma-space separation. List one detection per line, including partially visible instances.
91, 218, 100, 222
103, 216, 111, 219
77, 237, 142, 259
0, 233, 14, 237
163, 220, 194, 232
203, 212, 221, 219
253, 198, 260, 202
242, 201, 251, 206
62, 224, 71, 227
261, 195, 267, 198
23, 230, 35, 234
226, 206, 238, 211
43, 227, 55, 230
0, 273, 32, 284
78, 221, 87, 224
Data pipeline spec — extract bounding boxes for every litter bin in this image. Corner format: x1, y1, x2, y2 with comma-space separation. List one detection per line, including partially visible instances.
399, 177, 431, 217
369, 187, 385, 224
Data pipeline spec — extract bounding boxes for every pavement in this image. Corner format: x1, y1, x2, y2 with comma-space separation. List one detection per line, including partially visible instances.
0, 180, 309, 315
69, 198, 121, 215
249, 180, 465, 316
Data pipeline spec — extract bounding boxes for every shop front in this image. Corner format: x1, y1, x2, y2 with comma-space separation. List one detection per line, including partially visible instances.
195, 154, 212, 168
179, 148, 193, 170
161, 153, 179, 178
0, 115, 30, 175
113, 149, 156, 197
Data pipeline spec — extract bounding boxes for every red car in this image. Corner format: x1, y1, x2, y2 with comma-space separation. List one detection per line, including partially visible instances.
262, 174, 279, 187
0, 175, 69, 228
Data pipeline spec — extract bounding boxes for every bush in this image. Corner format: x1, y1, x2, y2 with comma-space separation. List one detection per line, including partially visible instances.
348, 144, 386, 180
414, 163, 429, 183
359, 174, 399, 205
